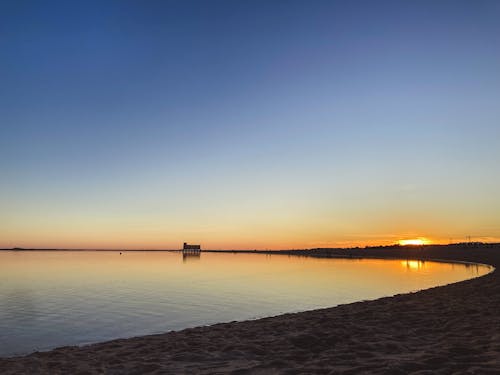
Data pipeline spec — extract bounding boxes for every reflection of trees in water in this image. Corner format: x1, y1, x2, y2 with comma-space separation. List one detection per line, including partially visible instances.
402, 260, 486, 276
182, 252, 201, 263
463, 263, 480, 275
0, 288, 39, 326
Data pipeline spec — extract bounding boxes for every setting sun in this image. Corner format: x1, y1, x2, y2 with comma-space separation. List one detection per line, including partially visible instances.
398, 238, 429, 246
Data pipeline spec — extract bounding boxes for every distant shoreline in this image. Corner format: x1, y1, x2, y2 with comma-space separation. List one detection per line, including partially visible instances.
2, 242, 499, 253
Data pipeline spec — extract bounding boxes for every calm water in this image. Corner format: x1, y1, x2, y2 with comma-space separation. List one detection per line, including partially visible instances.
0, 251, 491, 357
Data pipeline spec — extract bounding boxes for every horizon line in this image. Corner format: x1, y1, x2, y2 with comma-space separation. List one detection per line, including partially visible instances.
2, 242, 498, 252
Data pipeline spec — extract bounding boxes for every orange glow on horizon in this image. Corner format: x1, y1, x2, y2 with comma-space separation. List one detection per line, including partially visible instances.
8, 235, 500, 251
398, 238, 430, 246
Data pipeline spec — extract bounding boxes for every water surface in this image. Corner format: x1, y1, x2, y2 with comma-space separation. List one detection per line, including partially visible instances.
0, 251, 491, 357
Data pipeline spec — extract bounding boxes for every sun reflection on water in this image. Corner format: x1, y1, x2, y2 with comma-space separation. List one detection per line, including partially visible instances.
401, 260, 427, 270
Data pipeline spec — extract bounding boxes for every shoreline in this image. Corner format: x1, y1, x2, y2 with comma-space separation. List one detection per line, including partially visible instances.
1, 244, 499, 373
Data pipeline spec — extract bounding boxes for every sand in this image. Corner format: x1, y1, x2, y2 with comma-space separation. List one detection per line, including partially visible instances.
1, 245, 499, 374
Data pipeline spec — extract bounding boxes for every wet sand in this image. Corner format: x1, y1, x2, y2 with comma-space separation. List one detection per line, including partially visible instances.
1, 245, 499, 374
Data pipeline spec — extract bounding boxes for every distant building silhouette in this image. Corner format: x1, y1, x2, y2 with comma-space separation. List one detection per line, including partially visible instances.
183, 242, 201, 251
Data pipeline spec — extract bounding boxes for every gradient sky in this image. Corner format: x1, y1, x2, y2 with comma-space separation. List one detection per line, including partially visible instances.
1, 0, 500, 249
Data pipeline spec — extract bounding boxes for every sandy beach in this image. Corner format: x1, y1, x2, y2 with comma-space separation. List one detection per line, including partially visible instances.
1, 244, 499, 374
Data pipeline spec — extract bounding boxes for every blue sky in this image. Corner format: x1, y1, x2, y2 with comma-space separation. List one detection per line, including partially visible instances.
1, 1, 500, 249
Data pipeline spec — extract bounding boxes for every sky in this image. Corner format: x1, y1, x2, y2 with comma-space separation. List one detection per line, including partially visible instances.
1, 0, 500, 249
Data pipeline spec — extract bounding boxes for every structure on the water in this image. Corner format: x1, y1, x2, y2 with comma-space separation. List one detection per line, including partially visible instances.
183, 242, 201, 253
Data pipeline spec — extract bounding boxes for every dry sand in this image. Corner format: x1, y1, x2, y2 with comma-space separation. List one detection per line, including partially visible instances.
1, 245, 499, 374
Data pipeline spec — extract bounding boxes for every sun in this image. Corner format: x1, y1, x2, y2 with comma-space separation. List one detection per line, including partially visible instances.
398, 238, 428, 246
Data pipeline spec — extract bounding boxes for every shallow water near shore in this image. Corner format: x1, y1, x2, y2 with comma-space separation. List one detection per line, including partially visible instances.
0, 250, 491, 357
